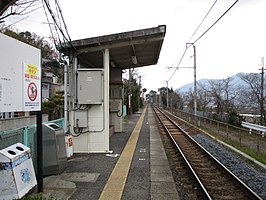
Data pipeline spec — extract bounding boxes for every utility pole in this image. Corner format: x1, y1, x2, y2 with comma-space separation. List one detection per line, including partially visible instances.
193, 44, 197, 117
166, 81, 169, 108
186, 43, 197, 117
260, 57, 264, 125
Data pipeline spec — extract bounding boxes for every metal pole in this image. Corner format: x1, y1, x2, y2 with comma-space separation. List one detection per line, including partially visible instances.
37, 110, 43, 192
128, 69, 132, 114
166, 81, 169, 108
103, 49, 110, 151
193, 44, 197, 117
37, 64, 43, 192
260, 57, 264, 125
64, 60, 68, 134
186, 43, 197, 117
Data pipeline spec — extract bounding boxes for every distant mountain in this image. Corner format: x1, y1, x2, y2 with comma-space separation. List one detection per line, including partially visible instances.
175, 72, 249, 94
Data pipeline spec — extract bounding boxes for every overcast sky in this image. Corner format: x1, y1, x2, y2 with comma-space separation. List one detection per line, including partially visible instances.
5, 0, 266, 92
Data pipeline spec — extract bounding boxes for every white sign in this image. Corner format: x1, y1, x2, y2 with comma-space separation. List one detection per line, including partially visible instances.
23, 63, 41, 111
0, 33, 41, 112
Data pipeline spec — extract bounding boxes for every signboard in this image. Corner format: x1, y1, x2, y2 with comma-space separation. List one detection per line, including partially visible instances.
23, 63, 41, 111
0, 33, 41, 112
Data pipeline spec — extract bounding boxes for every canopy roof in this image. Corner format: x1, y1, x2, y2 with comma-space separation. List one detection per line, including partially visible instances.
60, 25, 166, 69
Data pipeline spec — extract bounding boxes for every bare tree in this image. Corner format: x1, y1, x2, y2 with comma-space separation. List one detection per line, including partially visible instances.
0, 0, 18, 17
0, 0, 40, 22
199, 77, 239, 115
196, 85, 212, 115
237, 73, 265, 124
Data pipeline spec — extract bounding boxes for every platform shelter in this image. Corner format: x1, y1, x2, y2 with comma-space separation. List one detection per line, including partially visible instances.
60, 25, 166, 153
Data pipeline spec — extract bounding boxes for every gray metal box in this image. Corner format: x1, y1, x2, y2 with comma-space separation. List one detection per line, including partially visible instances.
42, 123, 67, 176
74, 111, 88, 128
77, 69, 103, 104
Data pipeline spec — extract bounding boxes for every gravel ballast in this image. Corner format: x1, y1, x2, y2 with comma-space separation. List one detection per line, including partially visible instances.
193, 133, 266, 199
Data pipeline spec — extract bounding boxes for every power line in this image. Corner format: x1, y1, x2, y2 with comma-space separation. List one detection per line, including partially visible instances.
167, 0, 239, 82
54, 0, 73, 47
188, 0, 218, 42
42, 0, 69, 44
193, 0, 239, 44
5, 16, 29, 27
42, 0, 75, 52
167, 46, 188, 82
168, 0, 218, 82
42, 0, 58, 47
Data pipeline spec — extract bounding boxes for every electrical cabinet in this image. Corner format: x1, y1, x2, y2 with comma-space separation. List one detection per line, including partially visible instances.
74, 111, 88, 128
110, 87, 123, 98
110, 100, 120, 112
77, 69, 103, 104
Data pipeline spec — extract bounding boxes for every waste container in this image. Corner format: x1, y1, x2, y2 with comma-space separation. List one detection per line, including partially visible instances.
42, 123, 67, 176
0, 143, 37, 200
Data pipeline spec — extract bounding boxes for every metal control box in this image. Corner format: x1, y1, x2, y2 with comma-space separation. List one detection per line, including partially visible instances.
110, 100, 120, 112
42, 123, 67, 176
77, 69, 103, 104
74, 111, 88, 128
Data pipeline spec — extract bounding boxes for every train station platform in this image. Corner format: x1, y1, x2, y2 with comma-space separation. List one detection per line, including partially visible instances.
38, 105, 179, 200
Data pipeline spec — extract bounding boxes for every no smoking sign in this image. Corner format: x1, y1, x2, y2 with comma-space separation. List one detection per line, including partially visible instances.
23, 63, 41, 111
27, 82, 38, 101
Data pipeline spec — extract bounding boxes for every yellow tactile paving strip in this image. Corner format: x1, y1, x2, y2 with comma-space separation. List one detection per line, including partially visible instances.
99, 107, 147, 200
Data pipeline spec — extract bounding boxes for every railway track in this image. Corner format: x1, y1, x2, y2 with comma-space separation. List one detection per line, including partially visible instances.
152, 105, 262, 200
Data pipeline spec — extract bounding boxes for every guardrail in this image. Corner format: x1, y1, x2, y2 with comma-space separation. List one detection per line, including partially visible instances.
241, 121, 266, 137
164, 106, 266, 157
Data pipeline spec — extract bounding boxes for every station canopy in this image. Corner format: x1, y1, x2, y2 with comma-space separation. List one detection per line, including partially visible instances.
60, 25, 166, 69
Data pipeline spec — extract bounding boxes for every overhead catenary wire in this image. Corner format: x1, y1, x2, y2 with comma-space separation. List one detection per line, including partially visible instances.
168, 0, 218, 82
193, 0, 239, 44
167, 47, 188, 82
188, 0, 218, 42
167, 0, 239, 82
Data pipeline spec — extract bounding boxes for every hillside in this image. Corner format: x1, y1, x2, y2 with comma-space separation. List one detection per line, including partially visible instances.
176, 73, 250, 94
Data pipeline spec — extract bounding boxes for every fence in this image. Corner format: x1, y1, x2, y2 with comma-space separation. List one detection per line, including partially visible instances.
167, 107, 266, 163
0, 118, 64, 171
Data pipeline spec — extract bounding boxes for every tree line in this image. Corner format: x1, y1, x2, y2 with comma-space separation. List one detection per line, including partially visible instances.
157, 73, 266, 126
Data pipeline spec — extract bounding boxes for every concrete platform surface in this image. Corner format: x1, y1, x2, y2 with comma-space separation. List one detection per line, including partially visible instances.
28, 106, 179, 200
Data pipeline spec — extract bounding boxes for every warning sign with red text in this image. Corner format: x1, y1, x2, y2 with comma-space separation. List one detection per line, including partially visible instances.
23, 63, 41, 111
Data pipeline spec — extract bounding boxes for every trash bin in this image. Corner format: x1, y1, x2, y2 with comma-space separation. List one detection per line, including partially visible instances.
0, 143, 37, 200
42, 123, 67, 176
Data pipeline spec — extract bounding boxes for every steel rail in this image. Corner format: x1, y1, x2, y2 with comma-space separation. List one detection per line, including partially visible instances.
152, 106, 212, 199
152, 105, 262, 200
